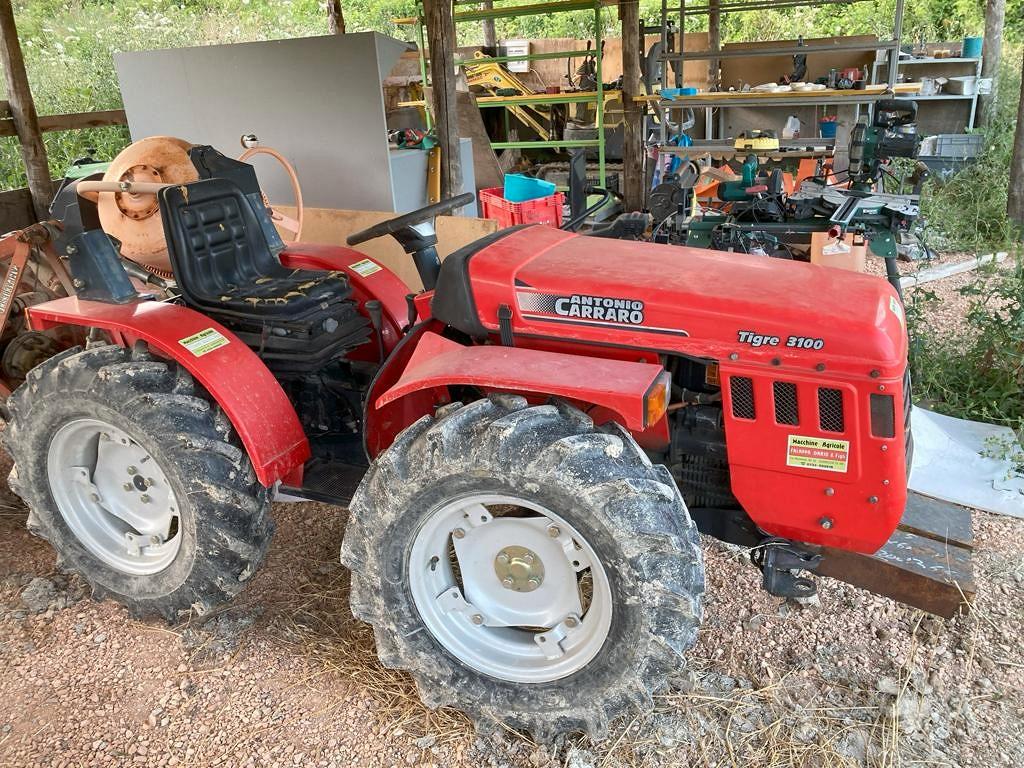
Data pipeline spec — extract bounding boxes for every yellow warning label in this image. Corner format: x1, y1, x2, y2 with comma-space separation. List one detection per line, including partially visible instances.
349, 258, 382, 278
178, 328, 229, 357
786, 434, 850, 473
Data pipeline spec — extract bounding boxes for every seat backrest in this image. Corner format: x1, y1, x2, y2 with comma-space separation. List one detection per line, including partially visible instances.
159, 178, 288, 307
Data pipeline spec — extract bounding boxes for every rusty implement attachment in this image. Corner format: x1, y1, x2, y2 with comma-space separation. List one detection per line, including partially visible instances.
817, 492, 975, 618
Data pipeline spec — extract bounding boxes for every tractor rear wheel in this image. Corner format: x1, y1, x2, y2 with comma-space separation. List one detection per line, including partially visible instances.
2, 343, 273, 620
341, 395, 704, 739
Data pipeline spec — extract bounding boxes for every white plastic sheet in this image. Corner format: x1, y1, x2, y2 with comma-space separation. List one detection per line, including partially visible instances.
909, 406, 1024, 518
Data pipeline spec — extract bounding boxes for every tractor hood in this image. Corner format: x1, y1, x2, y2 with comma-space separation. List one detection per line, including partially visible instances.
432, 224, 908, 378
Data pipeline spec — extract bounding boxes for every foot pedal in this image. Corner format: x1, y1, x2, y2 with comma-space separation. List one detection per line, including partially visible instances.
753, 537, 822, 598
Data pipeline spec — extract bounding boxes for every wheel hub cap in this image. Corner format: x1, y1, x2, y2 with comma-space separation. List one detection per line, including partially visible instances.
47, 419, 181, 576
494, 545, 544, 592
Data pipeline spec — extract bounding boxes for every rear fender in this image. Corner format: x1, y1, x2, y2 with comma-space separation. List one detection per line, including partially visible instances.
367, 329, 668, 457
26, 297, 310, 487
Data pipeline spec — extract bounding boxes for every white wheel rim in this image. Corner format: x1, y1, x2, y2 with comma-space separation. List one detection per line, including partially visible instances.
408, 493, 613, 683
46, 418, 182, 576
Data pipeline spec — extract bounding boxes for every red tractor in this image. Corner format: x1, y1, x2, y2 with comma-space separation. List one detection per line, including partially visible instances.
2, 143, 915, 738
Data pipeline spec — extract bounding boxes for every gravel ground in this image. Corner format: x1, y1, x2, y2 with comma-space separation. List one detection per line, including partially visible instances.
1, 259, 1022, 768
2, 474, 1021, 767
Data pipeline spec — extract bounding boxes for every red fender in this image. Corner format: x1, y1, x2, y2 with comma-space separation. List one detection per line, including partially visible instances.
26, 297, 309, 487
374, 330, 667, 437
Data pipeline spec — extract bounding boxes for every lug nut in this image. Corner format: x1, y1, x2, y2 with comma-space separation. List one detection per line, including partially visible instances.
149, 536, 160, 546
502, 577, 514, 588
140, 494, 151, 504
528, 576, 541, 587
123, 483, 133, 492
496, 552, 510, 564
564, 617, 579, 628
452, 528, 465, 540
471, 614, 484, 625
522, 553, 534, 564
89, 493, 100, 502
547, 525, 560, 538
146, 478, 155, 487
127, 466, 138, 475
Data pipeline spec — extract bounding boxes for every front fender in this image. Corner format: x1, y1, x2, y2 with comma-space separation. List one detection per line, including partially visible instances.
370, 330, 667, 455
26, 297, 309, 487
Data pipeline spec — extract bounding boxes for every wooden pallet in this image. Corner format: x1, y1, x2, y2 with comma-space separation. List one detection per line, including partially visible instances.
818, 492, 975, 618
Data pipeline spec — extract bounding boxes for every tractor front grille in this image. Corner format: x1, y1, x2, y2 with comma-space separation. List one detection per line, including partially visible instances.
730, 376, 756, 419
817, 387, 845, 433
773, 381, 799, 425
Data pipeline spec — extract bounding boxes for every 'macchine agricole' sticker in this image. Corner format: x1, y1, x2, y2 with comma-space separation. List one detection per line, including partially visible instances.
179, 328, 230, 357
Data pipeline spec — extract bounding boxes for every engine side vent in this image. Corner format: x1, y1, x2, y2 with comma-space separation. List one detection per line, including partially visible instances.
818, 387, 845, 432
870, 393, 896, 438
730, 376, 756, 420
773, 381, 799, 425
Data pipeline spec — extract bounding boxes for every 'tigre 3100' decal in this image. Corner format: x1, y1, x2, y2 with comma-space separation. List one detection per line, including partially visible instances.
737, 330, 824, 350
516, 290, 688, 336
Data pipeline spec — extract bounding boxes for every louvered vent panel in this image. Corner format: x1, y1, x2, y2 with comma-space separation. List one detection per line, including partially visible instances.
818, 387, 845, 432
773, 381, 799, 425
730, 376, 756, 420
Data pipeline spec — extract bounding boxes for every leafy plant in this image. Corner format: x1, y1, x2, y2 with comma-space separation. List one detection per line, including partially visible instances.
909, 254, 1024, 434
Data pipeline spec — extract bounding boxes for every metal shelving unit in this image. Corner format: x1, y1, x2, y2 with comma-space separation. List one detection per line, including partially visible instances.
398, 0, 611, 184
651, 0, 906, 143
870, 56, 983, 128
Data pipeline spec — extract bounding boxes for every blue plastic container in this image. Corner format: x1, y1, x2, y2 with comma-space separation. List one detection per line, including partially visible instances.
503, 173, 556, 203
963, 36, 983, 58
819, 120, 838, 138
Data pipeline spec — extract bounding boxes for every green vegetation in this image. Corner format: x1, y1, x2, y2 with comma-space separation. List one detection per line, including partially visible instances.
909, 255, 1024, 433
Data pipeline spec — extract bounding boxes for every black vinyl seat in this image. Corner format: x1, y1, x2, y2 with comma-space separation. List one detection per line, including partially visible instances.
159, 179, 370, 373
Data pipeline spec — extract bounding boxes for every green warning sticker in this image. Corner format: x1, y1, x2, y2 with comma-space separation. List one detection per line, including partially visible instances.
349, 258, 382, 278
178, 328, 229, 357
889, 295, 904, 325
786, 434, 850, 473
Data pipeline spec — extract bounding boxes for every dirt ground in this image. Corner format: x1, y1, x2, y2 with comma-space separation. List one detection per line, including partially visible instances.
1, 253, 1022, 768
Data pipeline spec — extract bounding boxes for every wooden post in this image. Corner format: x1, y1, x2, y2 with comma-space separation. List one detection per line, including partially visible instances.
977, 0, 1005, 127
482, 1, 497, 50
1007, 56, 1024, 226
0, 0, 52, 221
620, 0, 644, 211
423, 0, 463, 200
707, 0, 720, 91
326, 0, 346, 34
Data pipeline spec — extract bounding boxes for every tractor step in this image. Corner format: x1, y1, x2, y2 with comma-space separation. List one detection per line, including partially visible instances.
816, 492, 975, 618
280, 457, 368, 506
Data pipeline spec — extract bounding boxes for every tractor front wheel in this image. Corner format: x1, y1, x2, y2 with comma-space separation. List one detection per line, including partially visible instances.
3, 343, 273, 620
341, 395, 705, 739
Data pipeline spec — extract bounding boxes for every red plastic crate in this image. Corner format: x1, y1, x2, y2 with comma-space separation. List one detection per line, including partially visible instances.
479, 187, 564, 228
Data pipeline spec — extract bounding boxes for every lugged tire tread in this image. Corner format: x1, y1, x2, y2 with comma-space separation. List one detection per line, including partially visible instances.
341, 394, 704, 740
3, 343, 272, 621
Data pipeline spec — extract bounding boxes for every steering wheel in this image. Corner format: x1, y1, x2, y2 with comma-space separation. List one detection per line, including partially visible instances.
347, 192, 475, 247
238, 140, 304, 243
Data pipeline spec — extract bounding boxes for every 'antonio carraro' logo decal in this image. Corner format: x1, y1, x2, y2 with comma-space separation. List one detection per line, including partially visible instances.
515, 290, 688, 336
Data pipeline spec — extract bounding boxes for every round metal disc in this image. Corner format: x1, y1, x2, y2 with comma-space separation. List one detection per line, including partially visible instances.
97, 136, 197, 273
